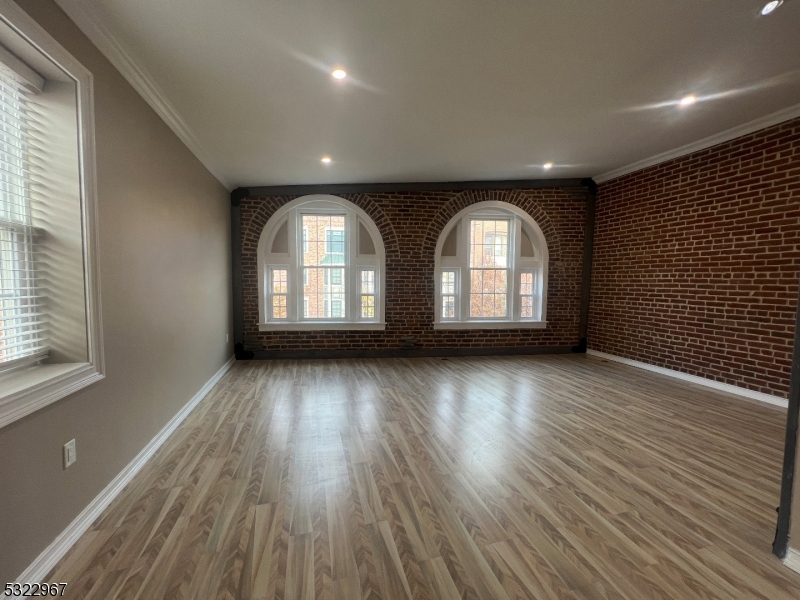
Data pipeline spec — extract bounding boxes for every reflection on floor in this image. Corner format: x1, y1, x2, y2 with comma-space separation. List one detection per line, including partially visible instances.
49, 355, 800, 599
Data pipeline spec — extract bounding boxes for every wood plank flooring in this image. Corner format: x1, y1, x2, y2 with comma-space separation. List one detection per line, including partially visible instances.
48, 355, 800, 599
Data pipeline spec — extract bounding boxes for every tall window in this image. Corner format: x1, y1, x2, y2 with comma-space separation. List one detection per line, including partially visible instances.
258, 195, 385, 330
434, 202, 547, 329
0, 0, 104, 430
0, 70, 43, 367
303, 215, 346, 319
469, 219, 509, 318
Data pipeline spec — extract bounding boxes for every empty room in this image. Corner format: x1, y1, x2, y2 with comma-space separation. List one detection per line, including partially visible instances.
1, 0, 800, 598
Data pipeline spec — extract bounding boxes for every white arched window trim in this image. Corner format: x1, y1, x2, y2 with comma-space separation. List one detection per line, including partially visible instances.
257, 195, 386, 331
434, 201, 548, 330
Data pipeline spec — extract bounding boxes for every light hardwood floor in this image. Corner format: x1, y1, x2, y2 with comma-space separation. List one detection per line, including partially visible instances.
48, 355, 800, 599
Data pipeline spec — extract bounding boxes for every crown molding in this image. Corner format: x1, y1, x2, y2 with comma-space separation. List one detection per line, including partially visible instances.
594, 102, 800, 184
53, 0, 233, 190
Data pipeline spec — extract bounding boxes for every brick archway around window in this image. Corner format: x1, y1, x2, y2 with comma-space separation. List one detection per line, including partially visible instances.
423, 188, 562, 263
239, 187, 587, 354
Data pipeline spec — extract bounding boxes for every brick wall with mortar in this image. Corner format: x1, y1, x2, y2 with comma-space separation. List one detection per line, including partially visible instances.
589, 117, 800, 398
239, 188, 588, 352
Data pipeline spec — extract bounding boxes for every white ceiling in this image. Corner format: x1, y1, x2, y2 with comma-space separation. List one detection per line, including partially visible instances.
55, 0, 800, 189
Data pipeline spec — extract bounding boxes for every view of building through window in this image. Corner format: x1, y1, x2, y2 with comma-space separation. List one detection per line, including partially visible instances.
520, 271, 536, 318
302, 215, 346, 318
270, 268, 288, 318
469, 219, 508, 318
441, 271, 456, 318
360, 269, 375, 318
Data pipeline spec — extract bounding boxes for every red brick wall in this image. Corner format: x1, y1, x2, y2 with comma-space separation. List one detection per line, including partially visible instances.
589, 117, 800, 398
240, 189, 587, 352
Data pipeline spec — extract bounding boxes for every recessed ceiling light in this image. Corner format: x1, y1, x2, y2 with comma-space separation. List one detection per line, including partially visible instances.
761, 0, 782, 15
679, 95, 697, 107
543, 162, 553, 170
331, 69, 347, 80
321, 156, 332, 164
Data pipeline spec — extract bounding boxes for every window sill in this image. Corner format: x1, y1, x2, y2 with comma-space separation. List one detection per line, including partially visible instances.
0, 363, 104, 429
259, 322, 386, 331
434, 320, 547, 330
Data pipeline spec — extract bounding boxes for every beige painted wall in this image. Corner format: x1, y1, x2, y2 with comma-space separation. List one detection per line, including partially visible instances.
0, 0, 232, 582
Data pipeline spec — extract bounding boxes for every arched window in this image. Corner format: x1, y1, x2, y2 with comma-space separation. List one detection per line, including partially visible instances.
258, 195, 385, 330
434, 201, 548, 329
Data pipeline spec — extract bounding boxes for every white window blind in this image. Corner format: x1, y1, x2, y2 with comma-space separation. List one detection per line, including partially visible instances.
0, 68, 46, 368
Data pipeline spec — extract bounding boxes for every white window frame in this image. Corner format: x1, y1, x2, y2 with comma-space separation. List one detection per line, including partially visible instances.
257, 195, 385, 331
434, 201, 547, 330
466, 216, 512, 320
518, 268, 541, 321
440, 268, 460, 321
358, 267, 379, 322
0, 0, 104, 429
268, 266, 289, 320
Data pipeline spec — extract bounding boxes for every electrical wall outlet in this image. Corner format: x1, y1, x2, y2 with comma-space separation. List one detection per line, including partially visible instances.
63, 439, 76, 469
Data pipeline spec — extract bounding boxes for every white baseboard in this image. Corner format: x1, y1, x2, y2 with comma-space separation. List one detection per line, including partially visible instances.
785, 548, 800, 575
586, 349, 788, 409
16, 355, 236, 582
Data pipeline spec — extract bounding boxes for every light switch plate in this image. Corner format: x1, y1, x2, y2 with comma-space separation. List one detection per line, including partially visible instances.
63, 439, 76, 469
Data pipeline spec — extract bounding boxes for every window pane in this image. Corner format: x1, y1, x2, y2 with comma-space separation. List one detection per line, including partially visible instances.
441, 271, 454, 295
470, 269, 483, 294
270, 269, 288, 319
303, 267, 346, 319
361, 270, 375, 294
520, 272, 532, 296
361, 295, 375, 318
470, 269, 507, 318
301, 215, 346, 319
468, 220, 508, 319
327, 229, 345, 255
442, 295, 455, 319
470, 219, 508, 268
324, 268, 344, 286
302, 215, 345, 266
305, 267, 322, 318
272, 269, 287, 294
519, 269, 539, 319
521, 296, 532, 319
272, 294, 287, 319
359, 270, 376, 320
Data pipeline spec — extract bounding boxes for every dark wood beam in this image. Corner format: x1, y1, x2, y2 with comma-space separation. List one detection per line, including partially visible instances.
774, 275, 800, 558
230, 188, 253, 359
575, 179, 597, 352
242, 178, 587, 198
250, 345, 574, 361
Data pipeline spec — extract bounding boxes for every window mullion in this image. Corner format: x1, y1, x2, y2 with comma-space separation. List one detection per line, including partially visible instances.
510, 217, 521, 321
460, 220, 470, 320
288, 209, 299, 321
347, 213, 356, 322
